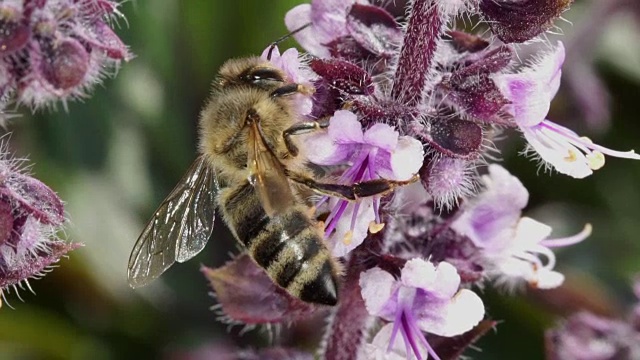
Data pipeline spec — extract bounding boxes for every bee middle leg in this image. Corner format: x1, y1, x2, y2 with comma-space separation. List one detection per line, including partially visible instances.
270, 83, 314, 98
286, 170, 419, 200
282, 119, 330, 157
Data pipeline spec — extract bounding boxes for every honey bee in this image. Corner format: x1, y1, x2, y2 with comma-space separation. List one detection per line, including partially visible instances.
127, 48, 415, 306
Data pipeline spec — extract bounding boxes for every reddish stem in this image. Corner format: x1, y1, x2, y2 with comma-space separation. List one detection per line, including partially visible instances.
323, 245, 373, 360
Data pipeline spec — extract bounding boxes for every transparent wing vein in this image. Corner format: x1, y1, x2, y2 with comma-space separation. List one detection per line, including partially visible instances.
127, 156, 218, 288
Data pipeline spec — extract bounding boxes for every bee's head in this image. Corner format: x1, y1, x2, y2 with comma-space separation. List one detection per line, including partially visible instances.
217, 58, 286, 91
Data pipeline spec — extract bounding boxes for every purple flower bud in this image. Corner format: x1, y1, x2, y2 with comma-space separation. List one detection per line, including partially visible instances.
0, 5, 31, 56
76, 20, 132, 61
453, 45, 514, 75
479, 0, 574, 43
417, 116, 484, 159
438, 74, 511, 124
0, 165, 65, 226
308, 58, 374, 117
324, 35, 373, 64
0, 200, 13, 245
446, 31, 489, 53
0, 148, 78, 304
310, 58, 374, 96
0, 0, 131, 109
351, 99, 417, 127
39, 37, 89, 90
420, 156, 476, 208
437, 45, 514, 123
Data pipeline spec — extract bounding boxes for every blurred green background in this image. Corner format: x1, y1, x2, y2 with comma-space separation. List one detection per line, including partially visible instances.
1, 0, 639, 359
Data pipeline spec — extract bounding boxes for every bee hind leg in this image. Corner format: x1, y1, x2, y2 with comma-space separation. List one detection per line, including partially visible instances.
286, 170, 419, 200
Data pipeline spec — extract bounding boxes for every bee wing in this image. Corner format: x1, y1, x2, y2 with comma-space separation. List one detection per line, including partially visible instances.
247, 123, 296, 216
127, 155, 218, 288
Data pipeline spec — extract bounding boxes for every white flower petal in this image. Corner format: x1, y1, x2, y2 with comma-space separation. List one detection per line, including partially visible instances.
329, 110, 364, 145
420, 289, 485, 337
513, 217, 553, 247
497, 74, 550, 127
364, 123, 399, 151
360, 267, 397, 317
330, 200, 374, 257
494, 42, 565, 128
364, 324, 413, 360
389, 137, 424, 181
528, 41, 565, 99
401, 258, 437, 289
522, 124, 593, 179
534, 269, 565, 289
495, 257, 535, 282
452, 165, 527, 250
432, 261, 462, 299
484, 165, 529, 210
303, 131, 351, 165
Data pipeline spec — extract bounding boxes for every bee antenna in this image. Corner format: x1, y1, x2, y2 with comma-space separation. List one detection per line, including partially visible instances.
267, 23, 311, 61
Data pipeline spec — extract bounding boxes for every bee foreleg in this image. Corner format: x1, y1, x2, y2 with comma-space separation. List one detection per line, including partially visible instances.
282, 119, 330, 157
286, 170, 419, 200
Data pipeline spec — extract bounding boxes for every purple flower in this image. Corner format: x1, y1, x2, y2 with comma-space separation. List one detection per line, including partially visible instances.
285, 0, 367, 58
452, 165, 591, 289
305, 110, 423, 256
360, 259, 485, 360
0, 147, 79, 305
494, 42, 640, 178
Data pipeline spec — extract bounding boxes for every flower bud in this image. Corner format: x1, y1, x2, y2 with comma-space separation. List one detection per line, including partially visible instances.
479, 0, 574, 43
0, 6, 31, 55
39, 37, 89, 90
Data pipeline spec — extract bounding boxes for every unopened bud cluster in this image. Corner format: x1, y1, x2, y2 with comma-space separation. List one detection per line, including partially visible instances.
0, 146, 79, 305
0, 0, 131, 111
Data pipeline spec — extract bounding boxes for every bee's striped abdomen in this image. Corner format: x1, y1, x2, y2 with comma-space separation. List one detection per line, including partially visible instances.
221, 182, 338, 305
222, 181, 269, 248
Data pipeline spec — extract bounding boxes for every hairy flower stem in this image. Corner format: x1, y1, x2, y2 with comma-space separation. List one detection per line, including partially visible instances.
324, 234, 383, 360
391, 0, 443, 106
